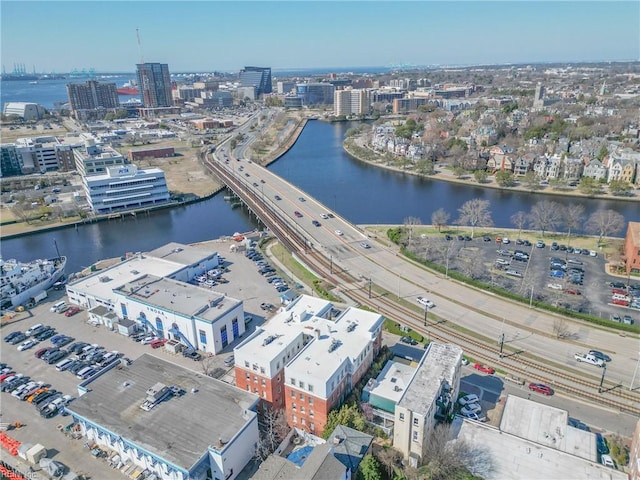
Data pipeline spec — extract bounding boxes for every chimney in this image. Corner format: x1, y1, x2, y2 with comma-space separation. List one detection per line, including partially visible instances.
333, 436, 343, 445
315, 329, 320, 340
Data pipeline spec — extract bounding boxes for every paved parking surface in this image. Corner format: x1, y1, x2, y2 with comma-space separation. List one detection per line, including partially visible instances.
0, 239, 297, 477
419, 234, 639, 323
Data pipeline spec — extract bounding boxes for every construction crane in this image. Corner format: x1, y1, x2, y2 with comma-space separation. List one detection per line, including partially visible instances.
136, 28, 144, 64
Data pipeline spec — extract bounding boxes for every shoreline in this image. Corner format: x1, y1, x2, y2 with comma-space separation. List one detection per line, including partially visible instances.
343, 135, 640, 203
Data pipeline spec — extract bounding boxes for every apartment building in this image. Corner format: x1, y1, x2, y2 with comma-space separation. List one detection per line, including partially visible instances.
624, 221, 640, 275
334, 88, 371, 116
66, 80, 120, 120
234, 295, 383, 436
393, 342, 463, 466
136, 63, 173, 108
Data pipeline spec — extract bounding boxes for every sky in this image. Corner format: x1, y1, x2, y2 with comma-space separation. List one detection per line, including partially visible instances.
1, 1, 639, 74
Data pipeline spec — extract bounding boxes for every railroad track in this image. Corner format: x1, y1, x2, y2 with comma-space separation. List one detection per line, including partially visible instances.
207, 155, 640, 416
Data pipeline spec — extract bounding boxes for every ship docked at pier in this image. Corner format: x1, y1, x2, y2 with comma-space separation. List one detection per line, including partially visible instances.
0, 256, 67, 309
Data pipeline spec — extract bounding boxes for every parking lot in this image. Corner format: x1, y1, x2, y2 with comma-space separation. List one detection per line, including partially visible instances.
0, 238, 299, 477
414, 233, 639, 324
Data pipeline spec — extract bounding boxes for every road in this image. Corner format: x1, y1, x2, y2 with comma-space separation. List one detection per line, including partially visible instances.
210, 131, 640, 415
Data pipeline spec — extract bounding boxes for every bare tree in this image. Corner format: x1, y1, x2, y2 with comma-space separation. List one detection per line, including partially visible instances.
255, 405, 289, 461
562, 204, 585, 246
404, 216, 422, 247
585, 209, 626, 246
510, 211, 528, 239
456, 199, 493, 238
552, 319, 572, 339
431, 208, 450, 232
439, 241, 460, 278
11, 202, 33, 224
375, 446, 403, 479
528, 200, 562, 237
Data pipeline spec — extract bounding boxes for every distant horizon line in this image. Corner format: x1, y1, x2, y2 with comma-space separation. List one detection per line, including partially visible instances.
3, 59, 639, 77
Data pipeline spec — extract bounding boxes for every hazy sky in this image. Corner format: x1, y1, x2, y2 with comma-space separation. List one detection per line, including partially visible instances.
2, 1, 639, 73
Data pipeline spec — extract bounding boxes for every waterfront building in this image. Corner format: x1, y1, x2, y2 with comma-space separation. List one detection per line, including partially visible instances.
233, 295, 383, 436
334, 88, 370, 116
239, 66, 272, 96
2, 102, 46, 121
393, 342, 462, 466
66, 80, 120, 120
296, 83, 335, 106
84, 164, 170, 215
136, 63, 173, 108
66, 354, 259, 480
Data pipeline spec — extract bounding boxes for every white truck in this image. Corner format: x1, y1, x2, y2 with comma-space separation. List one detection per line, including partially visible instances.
574, 353, 605, 367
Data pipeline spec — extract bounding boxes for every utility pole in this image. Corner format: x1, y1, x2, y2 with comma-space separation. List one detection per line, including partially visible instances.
330, 256, 333, 275
423, 306, 428, 327
498, 333, 505, 358
368, 277, 372, 299
598, 365, 607, 393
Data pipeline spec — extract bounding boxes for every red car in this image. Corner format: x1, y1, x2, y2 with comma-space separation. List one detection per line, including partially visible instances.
294, 211, 303, 218
611, 288, 627, 295
65, 306, 81, 317
473, 363, 495, 374
150, 338, 167, 349
612, 299, 629, 306
495, 237, 502, 243
528, 383, 553, 396
566, 288, 581, 295
34, 347, 51, 359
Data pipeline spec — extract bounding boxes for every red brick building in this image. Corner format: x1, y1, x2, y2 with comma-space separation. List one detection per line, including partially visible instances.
624, 221, 640, 275
128, 147, 175, 161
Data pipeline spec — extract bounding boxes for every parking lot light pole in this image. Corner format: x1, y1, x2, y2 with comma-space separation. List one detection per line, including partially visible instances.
499, 333, 505, 358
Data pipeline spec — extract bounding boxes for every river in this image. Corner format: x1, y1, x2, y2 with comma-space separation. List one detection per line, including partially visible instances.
1, 107, 637, 275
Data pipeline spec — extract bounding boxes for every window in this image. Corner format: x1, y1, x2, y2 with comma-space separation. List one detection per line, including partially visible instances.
292, 403, 297, 410
245, 373, 250, 379
309, 423, 314, 431
413, 418, 419, 426
291, 378, 296, 386
301, 418, 306, 425
254, 376, 258, 383
199, 329, 207, 344
301, 407, 305, 413
299, 393, 305, 401
308, 384, 314, 393
244, 361, 249, 368
399, 413, 405, 421
292, 416, 297, 424
308, 397, 313, 406
262, 391, 267, 398
291, 391, 296, 398
299, 381, 305, 389
260, 367, 265, 374
261, 379, 265, 386
309, 410, 314, 417
413, 431, 419, 442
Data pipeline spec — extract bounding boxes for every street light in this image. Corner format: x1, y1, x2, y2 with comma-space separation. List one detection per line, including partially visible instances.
423, 305, 428, 327
598, 365, 607, 393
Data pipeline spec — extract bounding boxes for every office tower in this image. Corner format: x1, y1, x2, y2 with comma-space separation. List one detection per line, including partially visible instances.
239, 66, 272, 96
66, 80, 119, 111
136, 63, 173, 108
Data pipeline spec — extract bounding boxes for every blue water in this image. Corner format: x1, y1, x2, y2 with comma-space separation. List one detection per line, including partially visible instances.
287, 445, 314, 466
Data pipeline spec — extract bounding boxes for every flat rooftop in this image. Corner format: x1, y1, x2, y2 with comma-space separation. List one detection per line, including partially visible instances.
67, 254, 183, 301
451, 417, 626, 480
500, 395, 597, 461
397, 343, 462, 413
68, 354, 258, 470
363, 360, 416, 408
115, 275, 241, 323
147, 242, 218, 267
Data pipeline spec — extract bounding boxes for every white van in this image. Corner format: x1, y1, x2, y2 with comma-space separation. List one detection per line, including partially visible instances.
50, 301, 66, 313
25, 324, 43, 336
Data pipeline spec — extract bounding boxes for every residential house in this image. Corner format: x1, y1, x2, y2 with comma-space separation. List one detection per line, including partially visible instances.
607, 157, 637, 184
486, 146, 514, 172
513, 153, 536, 176
582, 159, 608, 181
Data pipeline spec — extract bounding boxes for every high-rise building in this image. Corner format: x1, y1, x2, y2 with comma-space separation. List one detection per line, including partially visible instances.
136, 63, 173, 108
66, 80, 119, 111
239, 66, 272, 96
334, 88, 371, 116
0, 144, 23, 177
532, 82, 545, 111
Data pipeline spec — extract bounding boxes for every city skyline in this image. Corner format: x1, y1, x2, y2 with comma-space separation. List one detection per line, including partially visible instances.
1, 1, 639, 74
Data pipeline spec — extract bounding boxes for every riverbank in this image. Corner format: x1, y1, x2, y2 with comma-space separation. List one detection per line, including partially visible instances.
344, 134, 640, 203
0, 110, 310, 239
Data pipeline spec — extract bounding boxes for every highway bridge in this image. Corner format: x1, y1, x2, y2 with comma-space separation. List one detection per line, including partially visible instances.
203, 113, 640, 416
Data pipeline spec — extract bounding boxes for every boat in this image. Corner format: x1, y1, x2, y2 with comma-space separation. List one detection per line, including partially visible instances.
117, 80, 139, 95
0, 256, 67, 309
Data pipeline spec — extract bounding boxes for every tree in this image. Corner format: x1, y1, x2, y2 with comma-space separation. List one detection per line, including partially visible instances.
431, 208, 450, 232
255, 405, 289, 461
416, 158, 435, 175
495, 170, 515, 187
375, 446, 403, 479
528, 200, 562, 237
453, 166, 466, 178
360, 454, 383, 480
473, 170, 488, 183
552, 319, 572, 339
608, 179, 633, 196
510, 211, 528, 239
322, 404, 366, 440
596, 144, 609, 161
561, 204, 585, 245
456, 199, 493, 238
578, 177, 603, 195
585, 209, 625, 246
522, 171, 539, 190
404, 216, 422, 247
11, 202, 33, 224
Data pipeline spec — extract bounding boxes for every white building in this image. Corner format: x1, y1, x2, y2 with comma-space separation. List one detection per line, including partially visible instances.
3, 102, 46, 120
73, 139, 127, 178
14, 136, 76, 172
393, 342, 463, 466
334, 88, 371, 116
66, 243, 242, 354
67, 354, 259, 480
84, 163, 170, 214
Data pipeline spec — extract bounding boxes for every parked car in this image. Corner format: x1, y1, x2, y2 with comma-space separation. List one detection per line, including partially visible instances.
588, 350, 611, 362
17, 339, 38, 351
461, 403, 482, 415
595, 433, 609, 455
150, 339, 167, 349
528, 383, 554, 396
65, 306, 82, 317
224, 355, 235, 367
400, 336, 418, 346
4, 331, 23, 343
473, 363, 495, 374
8, 333, 27, 345
458, 394, 480, 406
183, 349, 202, 361
536, 241, 545, 248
